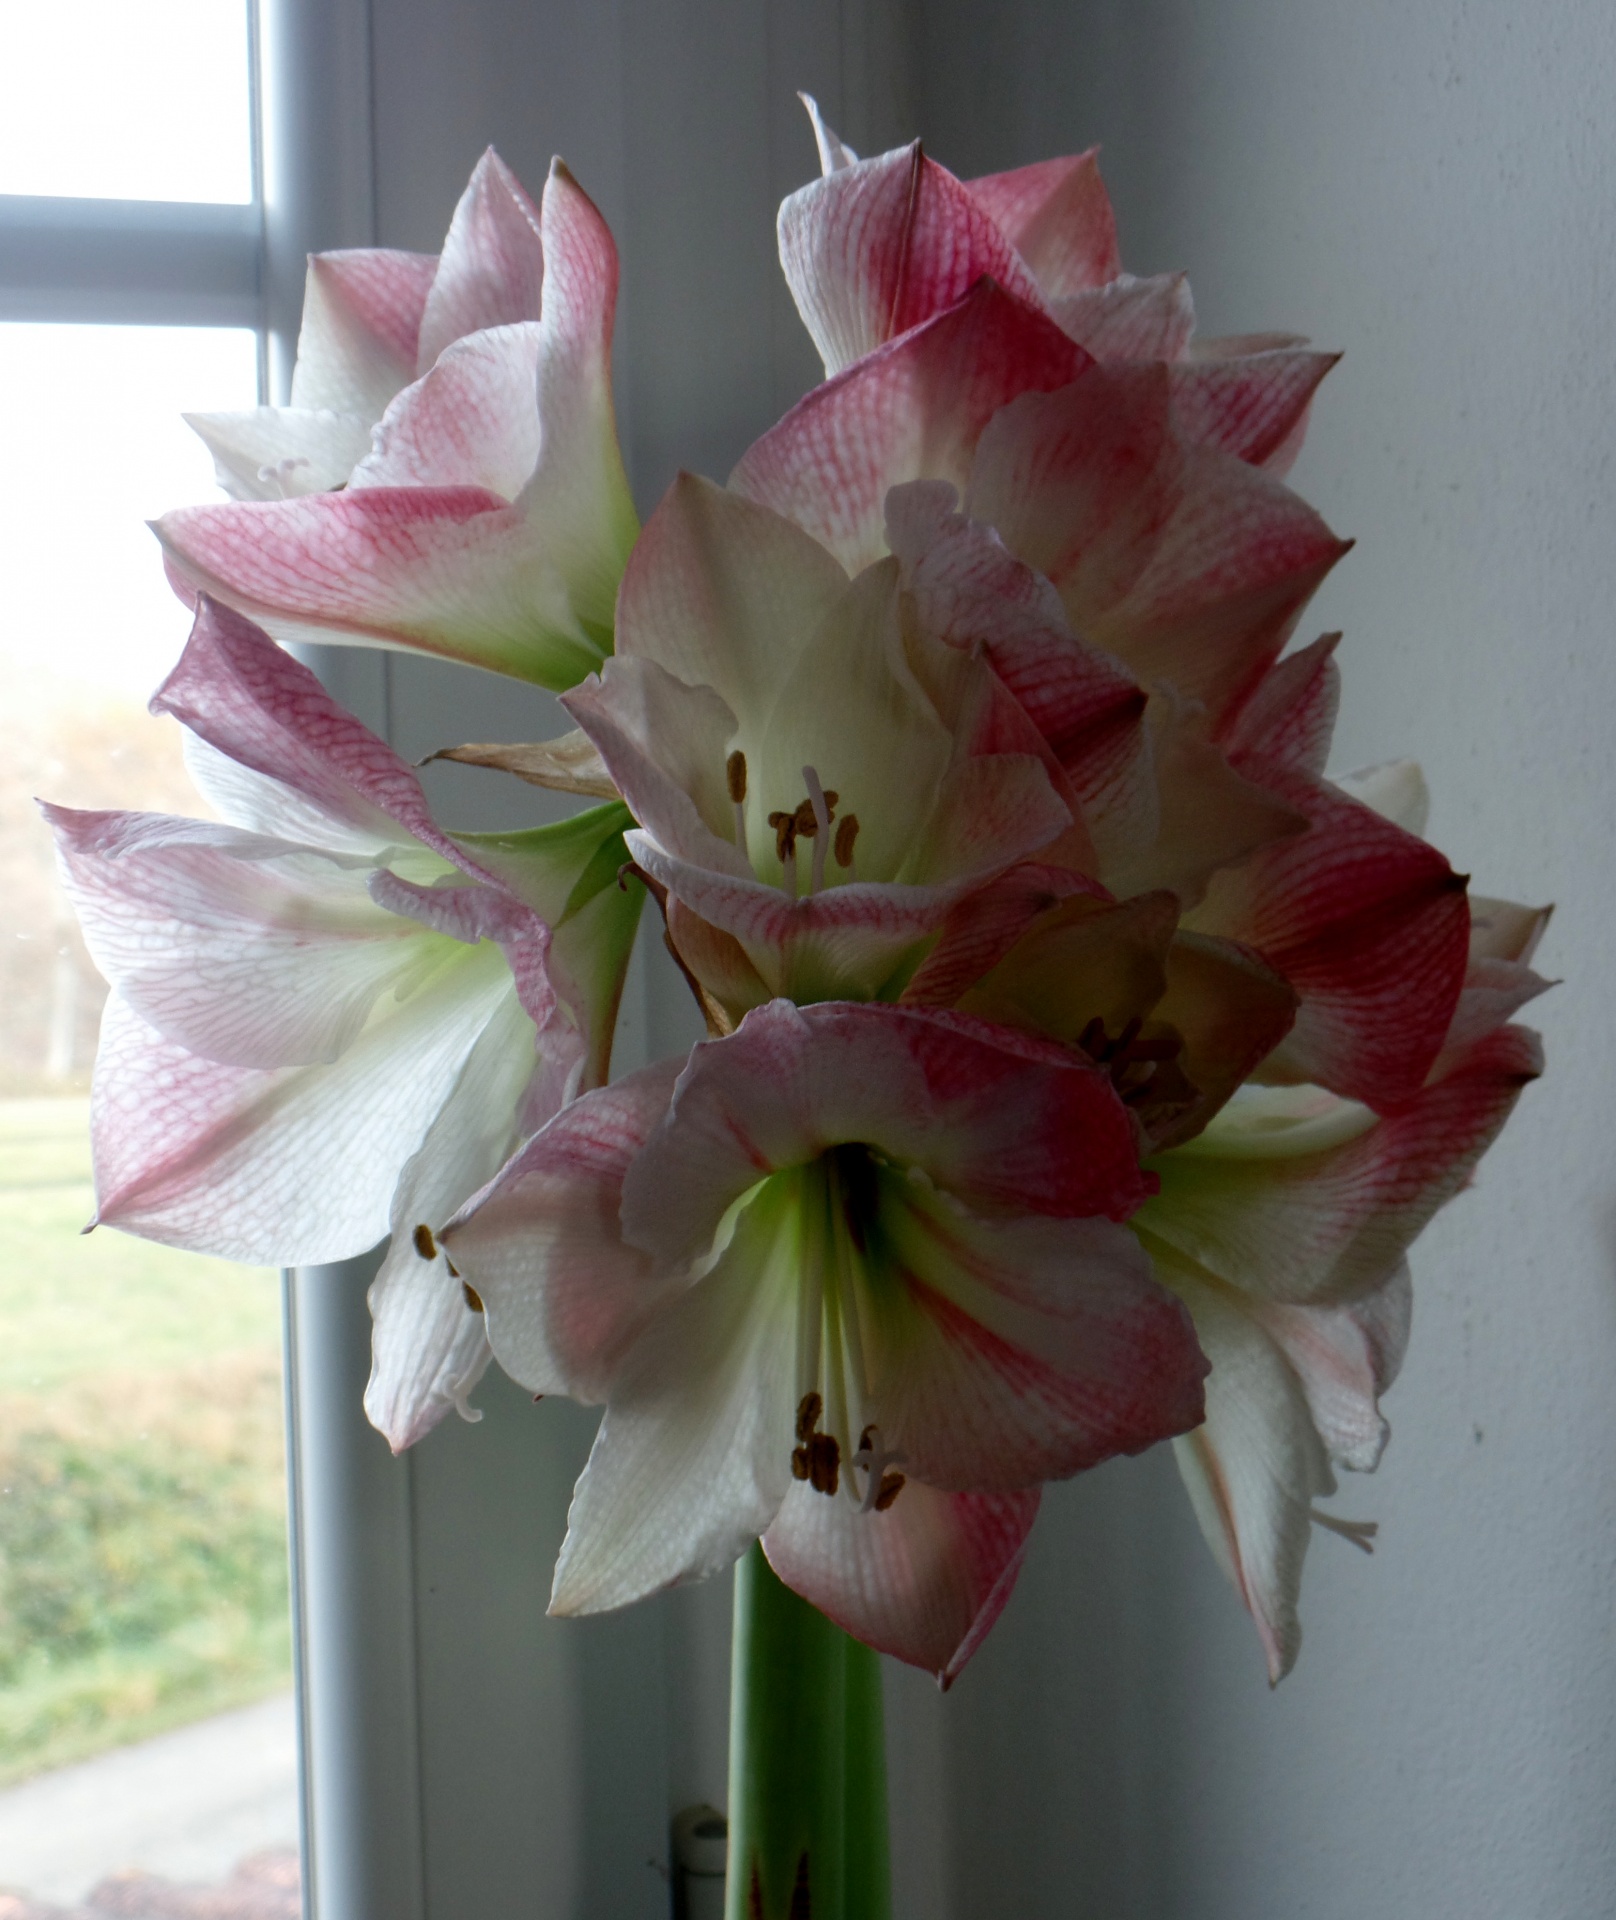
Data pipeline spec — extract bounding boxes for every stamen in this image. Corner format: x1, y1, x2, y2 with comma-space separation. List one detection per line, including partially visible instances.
833, 813, 860, 883
769, 810, 800, 898
727, 750, 749, 850
1311, 1508, 1378, 1553
461, 1281, 484, 1314
802, 766, 835, 894
791, 1393, 842, 1496
255, 454, 311, 499
852, 1424, 909, 1513
412, 1223, 438, 1260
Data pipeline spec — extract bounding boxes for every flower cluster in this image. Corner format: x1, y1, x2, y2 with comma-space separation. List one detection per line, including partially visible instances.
52, 107, 1545, 1686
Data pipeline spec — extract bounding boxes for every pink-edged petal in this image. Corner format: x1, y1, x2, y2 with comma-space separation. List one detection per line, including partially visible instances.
89, 943, 516, 1265
442, 1059, 685, 1404
512, 160, 638, 645
351, 323, 541, 496
416, 148, 546, 370
364, 987, 537, 1449
1101, 700, 1308, 907
1438, 895, 1555, 1063
1469, 895, 1552, 966
184, 407, 375, 501
289, 249, 438, 417
1138, 1023, 1544, 1307
1047, 273, 1196, 362
1189, 766, 1471, 1107
885, 482, 1150, 848
1168, 351, 1338, 470
562, 658, 749, 873
764, 1480, 1039, 1685
620, 1000, 1153, 1272
152, 598, 468, 860
732, 281, 1087, 575
1219, 632, 1341, 778
971, 374, 1349, 723
365, 870, 557, 1031
967, 151, 1121, 299
546, 1178, 803, 1614
864, 1191, 1206, 1491
614, 472, 849, 741
47, 802, 429, 1068
1161, 1257, 1333, 1683
156, 484, 605, 690
1254, 1261, 1412, 1475
778, 141, 1045, 376
900, 862, 1107, 1009
625, 815, 1056, 1009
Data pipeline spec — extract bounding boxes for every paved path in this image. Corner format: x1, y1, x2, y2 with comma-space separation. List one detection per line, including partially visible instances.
0, 1697, 298, 1906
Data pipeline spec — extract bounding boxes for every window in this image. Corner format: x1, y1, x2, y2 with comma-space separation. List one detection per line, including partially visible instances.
0, 9, 296, 1911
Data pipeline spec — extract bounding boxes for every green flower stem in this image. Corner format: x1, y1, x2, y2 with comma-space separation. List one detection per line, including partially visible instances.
725, 1543, 890, 1920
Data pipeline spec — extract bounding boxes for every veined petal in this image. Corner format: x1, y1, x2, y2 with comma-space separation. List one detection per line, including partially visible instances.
778, 141, 1044, 376
1219, 632, 1341, 778
513, 160, 639, 650
1160, 1256, 1332, 1684
1168, 351, 1338, 471
153, 599, 467, 863
764, 1480, 1040, 1686
620, 1000, 1152, 1273
732, 282, 1087, 575
967, 151, 1121, 299
48, 802, 431, 1068
416, 147, 546, 370
444, 1060, 686, 1405
90, 942, 516, 1265
1046, 273, 1196, 362
289, 248, 438, 417
1254, 1261, 1412, 1474
1137, 1023, 1543, 1306
155, 485, 606, 690
614, 473, 849, 744
1188, 766, 1470, 1107
184, 407, 375, 502
548, 1176, 804, 1614
799, 93, 859, 174
364, 986, 538, 1449
864, 1190, 1206, 1491
351, 323, 542, 497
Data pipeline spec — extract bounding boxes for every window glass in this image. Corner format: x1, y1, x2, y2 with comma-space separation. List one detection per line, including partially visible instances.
0, 323, 298, 1909
0, 1, 254, 203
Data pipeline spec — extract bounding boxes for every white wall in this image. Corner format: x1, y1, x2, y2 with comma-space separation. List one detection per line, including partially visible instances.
896, 4, 1616, 1915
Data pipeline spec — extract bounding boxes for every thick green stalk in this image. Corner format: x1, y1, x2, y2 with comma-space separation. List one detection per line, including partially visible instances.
725, 1544, 891, 1920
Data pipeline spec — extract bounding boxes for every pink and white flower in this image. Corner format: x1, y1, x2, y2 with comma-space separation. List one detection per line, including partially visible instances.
188, 149, 551, 501
46, 598, 642, 1448
156, 159, 636, 690
442, 998, 1209, 1684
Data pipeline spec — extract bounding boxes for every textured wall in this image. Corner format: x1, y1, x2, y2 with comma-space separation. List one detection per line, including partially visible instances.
895, 3, 1616, 1915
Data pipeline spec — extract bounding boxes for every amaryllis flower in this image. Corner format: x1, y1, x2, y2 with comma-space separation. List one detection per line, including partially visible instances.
186, 150, 551, 502
155, 159, 636, 690
787, 96, 1335, 472
46, 598, 642, 1448
441, 999, 1209, 1684
1134, 996, 1545, 1681
558, 473, 1077, 1014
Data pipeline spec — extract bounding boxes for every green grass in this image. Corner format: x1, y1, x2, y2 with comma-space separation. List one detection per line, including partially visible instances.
0, 1098, 291, 1782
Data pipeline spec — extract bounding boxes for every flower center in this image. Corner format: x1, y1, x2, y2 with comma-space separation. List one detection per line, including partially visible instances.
726, 752, 860, 898
782, 1143, 906, 1512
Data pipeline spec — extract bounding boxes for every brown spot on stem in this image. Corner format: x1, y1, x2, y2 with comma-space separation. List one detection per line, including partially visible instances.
789, 1852, 812, 1920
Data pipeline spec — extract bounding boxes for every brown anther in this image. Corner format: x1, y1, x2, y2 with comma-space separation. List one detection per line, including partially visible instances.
796, 1391, 823, 1443
833, 814, 860, 867
874, 1471, 906, 1511
769, 810, 797, 862
822, 790, 839, 816
412, 1223, 438, 1260
726, 750, 748, 803
857, 1425, 876, 1454
793, 798, 818, 838
791, 1446, 811, 1481
808, 1431, 841, 1496
461, 1281, 484, 1314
